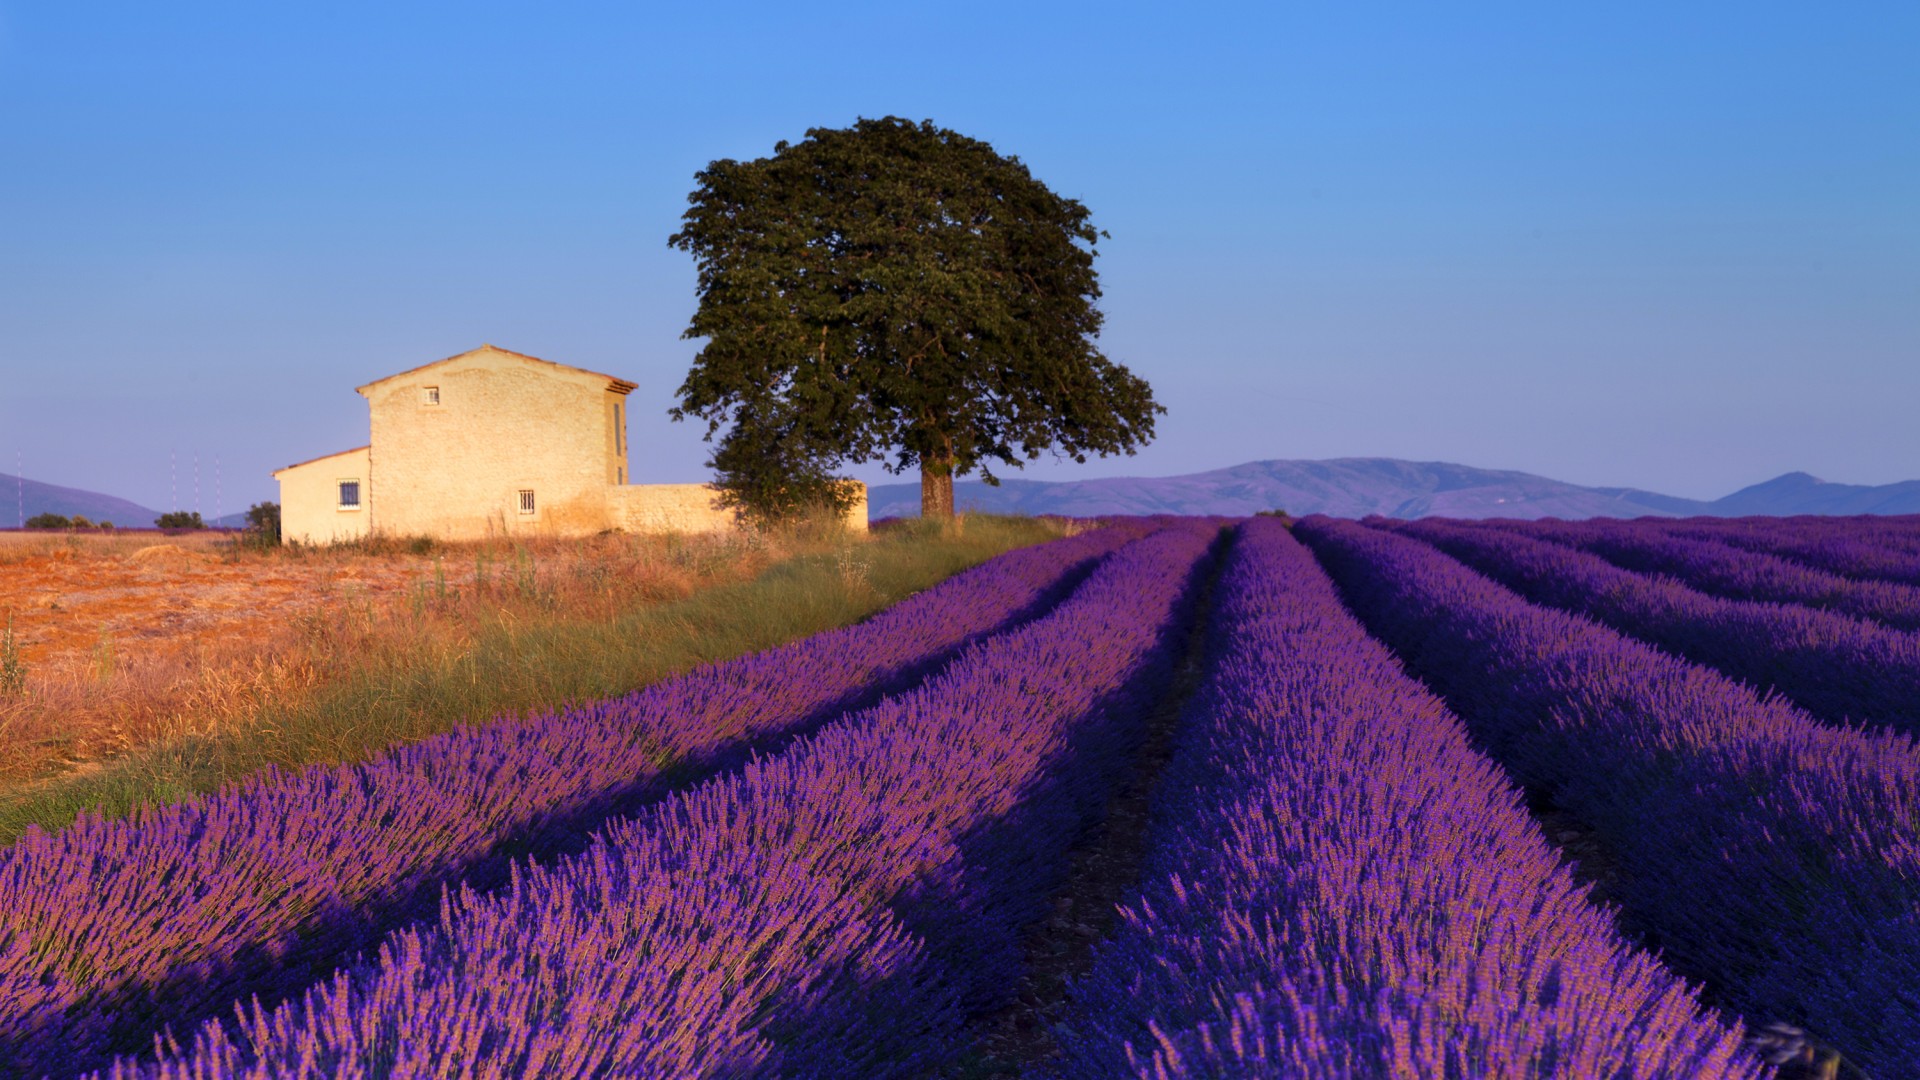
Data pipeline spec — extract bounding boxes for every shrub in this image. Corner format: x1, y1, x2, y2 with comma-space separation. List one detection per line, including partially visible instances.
23, 513, 69, 530
154, 511, 205, 530
240, 502, 281, 549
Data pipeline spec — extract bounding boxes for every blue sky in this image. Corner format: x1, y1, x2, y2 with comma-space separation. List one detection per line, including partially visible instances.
1, 1, 1914, 515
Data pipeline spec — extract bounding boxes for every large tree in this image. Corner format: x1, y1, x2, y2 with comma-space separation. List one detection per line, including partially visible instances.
669, 116, 1162, 520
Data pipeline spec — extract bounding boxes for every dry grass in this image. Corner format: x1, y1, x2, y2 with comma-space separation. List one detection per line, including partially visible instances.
0, 528, 232, 563
0, 515, 1070, 842
0, 528, 779, 788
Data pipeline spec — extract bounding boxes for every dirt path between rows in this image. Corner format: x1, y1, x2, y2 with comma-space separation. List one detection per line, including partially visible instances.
946, 533, 1226, 1077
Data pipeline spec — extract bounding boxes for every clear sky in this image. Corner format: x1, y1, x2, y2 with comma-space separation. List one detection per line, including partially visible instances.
2, 1, 1914, 515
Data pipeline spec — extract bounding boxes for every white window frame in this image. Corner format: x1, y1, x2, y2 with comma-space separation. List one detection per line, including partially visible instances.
517, 489, 536, 515
337, 479, 363, 511
422, 386, 441, 406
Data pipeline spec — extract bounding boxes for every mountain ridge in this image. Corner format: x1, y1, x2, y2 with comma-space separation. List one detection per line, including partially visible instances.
0, 474, 166, 528
0, 475, 253, 529
867, 458, 1920, 520
8, 461, 1917, 530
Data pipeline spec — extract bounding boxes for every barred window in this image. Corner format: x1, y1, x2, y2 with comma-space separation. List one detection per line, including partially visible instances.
517, 489, 536, 515
338, 480, 361, 509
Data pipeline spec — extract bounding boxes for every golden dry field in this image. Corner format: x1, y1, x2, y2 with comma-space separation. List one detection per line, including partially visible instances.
0, 528, 775, 789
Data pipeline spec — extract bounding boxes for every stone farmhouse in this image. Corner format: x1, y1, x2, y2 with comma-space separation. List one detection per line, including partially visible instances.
274, 345, 866, 544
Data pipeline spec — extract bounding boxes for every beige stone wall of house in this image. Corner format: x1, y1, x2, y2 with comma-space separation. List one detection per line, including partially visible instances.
273, 446, 372, 545
607, 482, 869, 534
277, 345, 868, 544
358, 346, 632, 541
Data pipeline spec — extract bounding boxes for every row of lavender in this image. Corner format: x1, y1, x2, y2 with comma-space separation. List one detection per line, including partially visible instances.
1385, 516, 1920, 737
1485, 515, 1920, 632
1047, 517, 1759, 1078
102, 523, 1221, 1075
1295, 515, 1920, 1076
1664, 514, 1920, 588
0, 521, 1154, 1075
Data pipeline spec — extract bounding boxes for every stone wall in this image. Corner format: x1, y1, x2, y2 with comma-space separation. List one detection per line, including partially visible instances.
359, 347, 629, 541
608, 482, 870, 534
608, 484, 736, 534
839, 481, 871, 534
273, 446, 372, 545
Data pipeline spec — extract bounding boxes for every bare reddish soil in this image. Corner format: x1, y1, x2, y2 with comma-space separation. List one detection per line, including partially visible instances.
0, 535, 440, 673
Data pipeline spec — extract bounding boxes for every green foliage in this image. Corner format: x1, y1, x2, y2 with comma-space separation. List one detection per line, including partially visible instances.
243, 502, 281, 547
154, 511, 205, 530
706, 411, 862, 527
24, 513, 70, 530
68, 515, 92, 529
669, 116, 1162, 520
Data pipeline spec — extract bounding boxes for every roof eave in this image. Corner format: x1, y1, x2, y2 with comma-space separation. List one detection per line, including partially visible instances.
273, 444, 371, 477
356, 344, 636, 397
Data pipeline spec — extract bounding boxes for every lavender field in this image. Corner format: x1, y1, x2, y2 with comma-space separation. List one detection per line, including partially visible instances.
2, 513, 1917, 1077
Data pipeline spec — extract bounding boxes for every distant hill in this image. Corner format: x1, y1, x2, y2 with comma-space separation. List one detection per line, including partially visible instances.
0, 473, 163, 528
867, 458, 1920, 520
1707, 472, 1920, 517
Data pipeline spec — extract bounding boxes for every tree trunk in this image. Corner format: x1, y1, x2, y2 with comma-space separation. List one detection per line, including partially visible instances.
921, 456, 955, 521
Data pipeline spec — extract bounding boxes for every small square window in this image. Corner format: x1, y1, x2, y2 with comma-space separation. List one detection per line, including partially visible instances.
423, 386, 441, 405
517, 489, 536, 515
338, 480, 362, 509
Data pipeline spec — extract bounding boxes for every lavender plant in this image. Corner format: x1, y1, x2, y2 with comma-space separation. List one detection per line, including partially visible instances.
0, 522, 1152, 1075
1049, 517, 1759, 1079
102, 524, 1220, 1077
1668, 516, 1920, 588
1296, 515, 1920, 1076
1388, 516, 1920, 736
1495, 516, 1920, 632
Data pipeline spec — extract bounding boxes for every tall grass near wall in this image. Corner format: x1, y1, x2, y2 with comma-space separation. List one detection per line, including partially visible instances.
0, 515, 1068, 846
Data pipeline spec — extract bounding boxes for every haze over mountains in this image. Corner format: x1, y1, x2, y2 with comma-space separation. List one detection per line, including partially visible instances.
0, 474, 249, 529
867, 459, 1920, 520
7, 460, 1919, 530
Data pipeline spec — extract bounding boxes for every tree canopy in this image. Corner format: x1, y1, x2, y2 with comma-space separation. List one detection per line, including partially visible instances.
669, 116, 1162, 520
